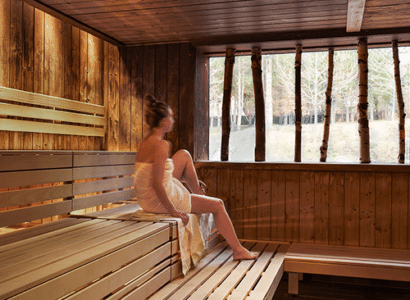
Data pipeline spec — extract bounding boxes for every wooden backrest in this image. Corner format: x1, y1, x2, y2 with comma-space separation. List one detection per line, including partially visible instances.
0, 151, 136, 228
72, 151, 136, 211
0, 86, 105, 137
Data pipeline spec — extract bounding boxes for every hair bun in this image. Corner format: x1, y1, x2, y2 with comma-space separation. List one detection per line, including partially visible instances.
145, 95, 157, 109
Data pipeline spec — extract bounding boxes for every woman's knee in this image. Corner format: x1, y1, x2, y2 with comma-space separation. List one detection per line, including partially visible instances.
213, 198, 226, 214
175, 149, 192, 161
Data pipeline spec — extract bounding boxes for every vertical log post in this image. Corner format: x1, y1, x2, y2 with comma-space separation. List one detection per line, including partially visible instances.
357, 38, 371, 163
320, 47, 334, 162
252, 47, 266, 161
221, 48, 235, 161
392, 40, 406, 163
295, 45, 302, 162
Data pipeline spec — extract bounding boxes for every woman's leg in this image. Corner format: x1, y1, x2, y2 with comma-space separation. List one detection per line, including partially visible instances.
172, 150, 204, 194
191, 194, 257, 260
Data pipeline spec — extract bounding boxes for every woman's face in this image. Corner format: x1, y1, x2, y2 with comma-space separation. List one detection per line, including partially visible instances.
162, 108, 175, 133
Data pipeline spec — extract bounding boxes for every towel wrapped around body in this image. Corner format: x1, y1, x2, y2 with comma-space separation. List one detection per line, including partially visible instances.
134, 158, 191, 214
133, 158, 211, 275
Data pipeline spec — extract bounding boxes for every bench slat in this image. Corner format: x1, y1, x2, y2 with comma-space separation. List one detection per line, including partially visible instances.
9, 226, 170, 300
64, 241, 171, 300
0, 118, 105, 137
194, 242, 259, 300
0, 220, 129, 275
207, 242, 263, 300
286, 243, 410, 262
227, 243, 279, 300
1, 222, 167, 299
72, 189, 136, 210
0, 219, 104, 256
0, 218, 87, 248
246, 243, 289, 300
73, 165, 134, 180
0, 221, 149, 279
0, 86, 104, 115
168, 246, 234, 300
0, 152, 72, 172
0, 184, 72, 208
148, 242, 229, 300
0, 169, 72, 189
107, 259, 171, 300
71, 202, 140, 219
0, 102, 105, 126
0, 201, 73, 228
121, 267, 171, 300
73, 177, 134, 195
285, 260, 410, 282
73, 152, 136, 167
0, 219, 115, 269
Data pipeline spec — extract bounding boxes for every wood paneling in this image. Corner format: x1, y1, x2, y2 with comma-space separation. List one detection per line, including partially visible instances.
1, 0, 105, 150
23, 0, 410, 56
196, 162, 410, 250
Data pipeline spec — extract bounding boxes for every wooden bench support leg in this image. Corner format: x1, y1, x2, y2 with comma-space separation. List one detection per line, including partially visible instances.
288, 272, 299, 295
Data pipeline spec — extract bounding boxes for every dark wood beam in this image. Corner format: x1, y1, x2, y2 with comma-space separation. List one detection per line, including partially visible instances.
346, 0, 366, 32
195, 26, 410, 55
22, 0, 123, 46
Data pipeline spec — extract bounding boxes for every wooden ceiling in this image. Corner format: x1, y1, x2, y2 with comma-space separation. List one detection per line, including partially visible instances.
25, 0, 410, 54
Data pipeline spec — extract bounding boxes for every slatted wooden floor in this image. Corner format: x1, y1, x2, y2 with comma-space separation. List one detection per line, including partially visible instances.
149, 241, 289, 300
0, 216, 173, 300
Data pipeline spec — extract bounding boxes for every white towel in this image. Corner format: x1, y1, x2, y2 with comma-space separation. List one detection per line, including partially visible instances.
131, 209, 213, 275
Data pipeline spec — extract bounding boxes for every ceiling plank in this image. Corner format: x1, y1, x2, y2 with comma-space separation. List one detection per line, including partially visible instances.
346, 0, 366, 32
22, 0, 123, 46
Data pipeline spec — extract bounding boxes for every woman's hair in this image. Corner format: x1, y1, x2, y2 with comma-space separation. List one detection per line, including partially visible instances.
144, 95, 169, 129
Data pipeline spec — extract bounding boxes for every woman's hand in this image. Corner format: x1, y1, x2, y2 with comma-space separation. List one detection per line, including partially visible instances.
170, 209, 189, 226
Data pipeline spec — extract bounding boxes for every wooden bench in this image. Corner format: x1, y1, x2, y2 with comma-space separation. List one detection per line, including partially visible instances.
0, 150, 290, 300
0, 151, 180, 300
148, 241, 289, 300
284, 243, 410, 295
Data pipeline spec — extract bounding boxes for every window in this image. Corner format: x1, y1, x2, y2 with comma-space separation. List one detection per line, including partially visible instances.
209, 47, 410, 163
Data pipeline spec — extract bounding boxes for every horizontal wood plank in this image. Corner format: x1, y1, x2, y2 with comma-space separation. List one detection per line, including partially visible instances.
107, 259, 172, 300
0, 86, 104, 115
0, 222, 166, 298
73, 152, 136, 167
0, 152, 72, 172
8, 226, 170, 300
284, 243, 410, 282
63, 242, 171, 300
72, 189, 136, 211
73, 165, 135, 180
0, 102, 105, 126
0, 184, 72, 208
0, 169, 72, 189
0, 218, 88, 248
0, 118, 105, 137
0, 201, 73, 228
73, 177, 134, 195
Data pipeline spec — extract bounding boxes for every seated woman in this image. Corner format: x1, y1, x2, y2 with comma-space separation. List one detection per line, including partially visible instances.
134, 95, 257, 260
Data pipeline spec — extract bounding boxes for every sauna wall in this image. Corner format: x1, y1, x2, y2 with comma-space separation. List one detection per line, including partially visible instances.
108, 43, 204, 156
0, 0, 205, 156
0, 0, 104, 150
196, 162, 410, 250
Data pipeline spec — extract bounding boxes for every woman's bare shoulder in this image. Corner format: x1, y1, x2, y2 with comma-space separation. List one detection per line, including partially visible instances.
137, 137, 169, 162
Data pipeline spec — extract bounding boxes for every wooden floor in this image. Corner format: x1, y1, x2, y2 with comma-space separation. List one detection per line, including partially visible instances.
149, 241, 289, 300
273, 274, 410, 300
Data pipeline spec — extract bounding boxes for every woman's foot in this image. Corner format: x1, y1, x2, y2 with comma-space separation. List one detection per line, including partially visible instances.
232, 247, 258, 260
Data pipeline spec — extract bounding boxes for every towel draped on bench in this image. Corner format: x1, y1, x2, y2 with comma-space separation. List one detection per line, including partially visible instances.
131, 209, 214, 275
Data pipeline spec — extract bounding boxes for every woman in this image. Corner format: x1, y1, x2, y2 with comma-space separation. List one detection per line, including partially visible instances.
134, 95, 257, 260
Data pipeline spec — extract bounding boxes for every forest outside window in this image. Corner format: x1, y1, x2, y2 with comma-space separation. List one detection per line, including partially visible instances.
208, 46, 410, 163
